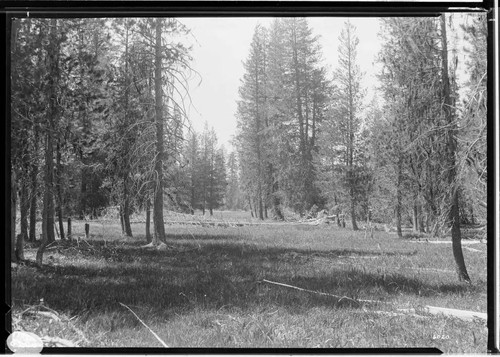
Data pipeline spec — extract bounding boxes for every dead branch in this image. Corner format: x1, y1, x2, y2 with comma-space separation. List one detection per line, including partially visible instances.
119, 302, 169, 348
397, 306, 486, 322
261, 279, 385, 305
41, 336, 77, 347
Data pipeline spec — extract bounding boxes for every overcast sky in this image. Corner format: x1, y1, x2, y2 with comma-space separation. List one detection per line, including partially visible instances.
178, 17, 382, 150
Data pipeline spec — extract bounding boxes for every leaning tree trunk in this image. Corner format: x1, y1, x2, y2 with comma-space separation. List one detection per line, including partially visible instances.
350, 195, 358, 231
122, 174, 133, 237
145, 198, 152, 243
36, 18, 58, 267
56, 141, 65, 240
441, 14, 470, 283
36, 133, 56, 267
153, 18, 166, 245
395, 154, 403, 238
11, 170, 18, 263
29, 155, 38, 242
18, 175, 29, 261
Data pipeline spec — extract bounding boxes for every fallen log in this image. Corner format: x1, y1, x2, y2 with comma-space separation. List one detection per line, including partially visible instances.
397, 306, 487, 321
409, 240, 484, 245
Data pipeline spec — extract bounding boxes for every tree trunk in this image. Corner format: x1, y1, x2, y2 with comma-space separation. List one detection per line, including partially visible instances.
29, 160, 38, 242
270, 170, 284, 220
145, 198, 152, 243
119, 207, 125, 234
36, 18, 58, 267
441, 14, 470, 282
395, 203, 403, 238
56, 141, 65, 240
412, 202, 419, 233
395, 155, 403, 238
122, 175, 133, 237
258, 194, 264, 220
153, 18, 166, 245
67, 217, 72, 239
11, 170, 18, 263
350, 185, 359, 230
18, 176, 29, 260
248, 197, 254, 218
80, 172, 87, 220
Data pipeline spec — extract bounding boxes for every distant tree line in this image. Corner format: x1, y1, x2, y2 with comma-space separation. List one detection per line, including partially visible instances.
235, 16, 487, 282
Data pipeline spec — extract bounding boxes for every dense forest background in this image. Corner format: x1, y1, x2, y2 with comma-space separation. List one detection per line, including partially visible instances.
10, 16, 487, 281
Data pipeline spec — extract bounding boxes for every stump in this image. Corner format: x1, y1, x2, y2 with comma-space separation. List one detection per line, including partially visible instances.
85, 223, 90, 239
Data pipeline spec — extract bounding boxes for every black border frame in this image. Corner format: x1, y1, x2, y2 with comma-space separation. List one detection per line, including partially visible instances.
2, 0, 497, 354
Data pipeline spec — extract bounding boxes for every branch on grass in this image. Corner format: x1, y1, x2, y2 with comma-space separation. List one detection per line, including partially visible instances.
397, 306, 486, 322
260, 279, 386, 306
23, 310, 61, 321
367, 310, 430, 319
119, 302, 169, 348
41, 336, 77, 347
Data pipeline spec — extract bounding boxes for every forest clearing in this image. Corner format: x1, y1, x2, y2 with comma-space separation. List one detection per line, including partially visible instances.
8, 12, 490, 353
11, 211, 487, 352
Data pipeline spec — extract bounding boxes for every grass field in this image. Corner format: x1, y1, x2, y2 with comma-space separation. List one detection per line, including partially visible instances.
10, 212, 488, 352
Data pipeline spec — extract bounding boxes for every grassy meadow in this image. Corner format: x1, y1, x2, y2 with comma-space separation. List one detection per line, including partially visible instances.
10, 211, 488, 352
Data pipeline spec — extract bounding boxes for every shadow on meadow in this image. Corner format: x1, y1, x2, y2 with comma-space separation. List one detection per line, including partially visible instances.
14, 237, 476, 320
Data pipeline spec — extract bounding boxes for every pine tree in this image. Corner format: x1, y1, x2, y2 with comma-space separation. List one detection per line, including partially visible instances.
327, 20, 366, 230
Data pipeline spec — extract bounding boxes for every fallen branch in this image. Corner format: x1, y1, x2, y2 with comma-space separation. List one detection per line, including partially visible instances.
261, 279, 385, 305
409, 240, 483, 245
367, 310, 430, 319
41, 336, 77, 347
24, 310, 61, 321
119, 302, 169, 348
397, 306, 487, 321
465, 247, 483, 253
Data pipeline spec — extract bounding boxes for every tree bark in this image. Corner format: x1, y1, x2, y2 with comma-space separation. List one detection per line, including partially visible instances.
18, 176, 28, 260
258, 194, 264, 220
11, 170, 18, 263
29, 156, 38, 242
56, 141, 65, 239
350, 187, 359, 231
412, 202, 419, 233
119, 206, 125, 234
269, 165, 284, 220
153, 18, 166, 244
145, 198, 152, 243
395, 153, 403, 238
122, 174, 133, 237
440, 14, 470, 282
80, 173, 87, 220
36, 18, 58, 267
248, 197, 254, 218
67, 217, 72, 239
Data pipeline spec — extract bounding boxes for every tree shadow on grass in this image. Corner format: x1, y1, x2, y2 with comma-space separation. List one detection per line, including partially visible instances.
13, 238, 478, 319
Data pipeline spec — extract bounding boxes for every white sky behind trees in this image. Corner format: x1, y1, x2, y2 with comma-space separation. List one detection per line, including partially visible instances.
178, 16, 468, 150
